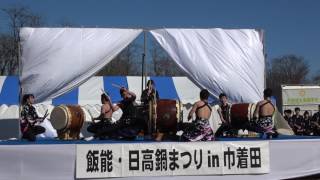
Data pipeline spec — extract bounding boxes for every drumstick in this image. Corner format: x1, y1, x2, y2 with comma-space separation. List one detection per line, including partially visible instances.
111, 83, 123, 89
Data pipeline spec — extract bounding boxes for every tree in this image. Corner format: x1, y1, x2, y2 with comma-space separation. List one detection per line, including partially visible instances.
0, 35, 15, 74
267, 55, 309, 85
149, 40, 185, 76
0, 5, 43, 75
266, 54, 310, 109
97, 42, 143, 76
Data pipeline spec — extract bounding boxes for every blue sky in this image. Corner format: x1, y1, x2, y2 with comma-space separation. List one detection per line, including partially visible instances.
0, 0, 319, 76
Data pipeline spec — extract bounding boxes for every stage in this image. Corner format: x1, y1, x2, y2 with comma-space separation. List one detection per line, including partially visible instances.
0, 136, 320, 180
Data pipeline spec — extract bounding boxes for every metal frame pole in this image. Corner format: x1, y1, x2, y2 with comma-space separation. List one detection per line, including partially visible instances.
141, 31, 146, 95
143, 31, 147, 89
18, 34, 22, 138
260, 29, 267, 89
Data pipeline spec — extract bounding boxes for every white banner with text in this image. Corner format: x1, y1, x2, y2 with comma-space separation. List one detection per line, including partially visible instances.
76, 141, 270, 178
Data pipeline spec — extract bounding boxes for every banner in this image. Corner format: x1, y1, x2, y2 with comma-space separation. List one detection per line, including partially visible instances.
76, 141, 270, 178
282, 86, 320, 106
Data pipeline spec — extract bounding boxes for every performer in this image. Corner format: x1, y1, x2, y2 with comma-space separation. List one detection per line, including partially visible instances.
182, 89, 214, 141
141, 80, 159, 105
87, 94, 115, 139
215, 93, 235, 137
20, 94, 47, 141
311, 105, 320, 135
291, 107, 304, 135
141, 79, 159, 136
113, 87, 145, 139
253, 88, 276, 137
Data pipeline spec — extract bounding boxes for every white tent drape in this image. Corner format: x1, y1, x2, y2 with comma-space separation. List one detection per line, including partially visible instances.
20, 28, 142, 102
150, 28, 265, 103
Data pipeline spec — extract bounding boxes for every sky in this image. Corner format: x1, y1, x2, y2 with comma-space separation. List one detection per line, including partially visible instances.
0, 0, 319, 77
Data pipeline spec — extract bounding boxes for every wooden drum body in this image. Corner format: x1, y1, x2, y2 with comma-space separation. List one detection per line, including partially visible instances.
50, 105, 85, 140
230, 103, 256, 129
150, 99, 182, 132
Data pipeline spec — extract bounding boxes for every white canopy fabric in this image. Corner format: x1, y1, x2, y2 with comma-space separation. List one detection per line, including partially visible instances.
150, 28, 265, 103
20, 28, 142, 102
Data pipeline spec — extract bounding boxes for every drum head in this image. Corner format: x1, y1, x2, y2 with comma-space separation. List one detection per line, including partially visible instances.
50, 106, 68, 130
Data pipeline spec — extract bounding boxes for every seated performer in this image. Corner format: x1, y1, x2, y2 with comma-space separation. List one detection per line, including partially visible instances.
253, 88, 276, 137
215, 93, 235, 137
20, 94, 47, 141
182, 89, 214, 141
141, 80, 159, 105
87, 94, 115, 139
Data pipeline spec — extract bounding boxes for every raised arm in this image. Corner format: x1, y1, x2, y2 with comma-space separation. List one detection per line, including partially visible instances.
127, 89, 136, 100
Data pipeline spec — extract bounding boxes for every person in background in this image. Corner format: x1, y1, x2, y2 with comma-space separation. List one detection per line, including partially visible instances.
292, 107, 304, 135
20, 94, 47, 141
182, 89, 214, 141
303, 111, 312, 135
311, 105, 320, 135
284, 109, 294, 128
215, 93, 234, 137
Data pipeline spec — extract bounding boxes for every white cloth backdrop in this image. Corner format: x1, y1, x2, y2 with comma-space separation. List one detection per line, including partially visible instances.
20, 28, 142, 102
150, 28, 265, 103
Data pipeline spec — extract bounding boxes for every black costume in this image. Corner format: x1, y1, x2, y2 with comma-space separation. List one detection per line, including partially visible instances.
87, 95, 144, 140
292, 114, 304, 135
215, 103, 235, 137
312, 112, 320, 135
140, 89, 159, 105
20, 104, 45, 141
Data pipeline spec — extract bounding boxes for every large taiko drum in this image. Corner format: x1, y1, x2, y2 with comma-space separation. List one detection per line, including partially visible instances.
229, 103, 256, 129
50, 105, 85, 140
149, 99, 182, 132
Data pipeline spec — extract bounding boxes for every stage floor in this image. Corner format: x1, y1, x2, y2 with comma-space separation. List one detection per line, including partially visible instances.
1, 134, 320, 145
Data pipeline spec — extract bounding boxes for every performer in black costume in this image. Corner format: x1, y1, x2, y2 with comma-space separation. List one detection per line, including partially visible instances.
20, 94, 47, 141
141, 80, 159, 105
215, 93, 236, 137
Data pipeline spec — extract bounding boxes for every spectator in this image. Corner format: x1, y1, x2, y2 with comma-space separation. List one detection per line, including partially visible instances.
311, 105, 320, 135
292, 107, 304, 135
303, 111, 312, 135
284, 109, 294, 128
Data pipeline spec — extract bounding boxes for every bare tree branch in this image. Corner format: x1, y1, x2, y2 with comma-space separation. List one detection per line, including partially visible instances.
0, 5, 44, 75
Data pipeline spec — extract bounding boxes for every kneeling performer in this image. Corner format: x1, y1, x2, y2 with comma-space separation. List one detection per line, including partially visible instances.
87, 93, 116, 139
253, 88, 276, 137
20, 94, 47, 141
182, 89, 214, 141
